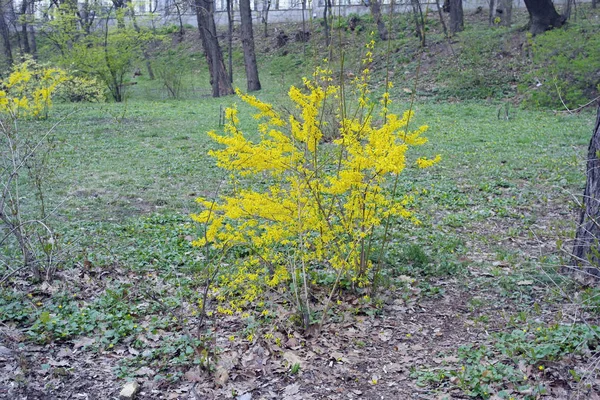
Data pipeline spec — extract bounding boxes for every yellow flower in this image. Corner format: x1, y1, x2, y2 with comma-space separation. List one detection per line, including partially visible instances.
416, 154, 442, 169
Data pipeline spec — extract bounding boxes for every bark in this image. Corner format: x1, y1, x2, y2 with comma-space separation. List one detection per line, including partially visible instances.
130, 7, 155, 80
436, 0, 449, 38
26, 0, 36, 58
19, 0, 30, 54
0, 0, 13, 66
80, 0, 95, 34
593, 0, 597, 9
489, 0, 512, 26
262, 0, 270, 38
411, 0, 425, 47
173, 0, 185, 40
500, 0, 512, 26
28, 24, 36, 58
111, 0, 127, 29
194, 0, 233, 97
523, 0, 565, 35
226, 0, 233, 83
301, 0, 306, 56
572, 104, 600, 279
7, 0, 24, 57
449, 0, 464, 34
239, 0, 261, 91
322, 0, 331, 47
369, 0, 388, 41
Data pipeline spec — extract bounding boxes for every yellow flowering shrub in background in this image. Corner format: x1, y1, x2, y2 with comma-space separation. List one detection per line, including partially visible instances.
193, 50, 440, 328
0, 58, 66, 119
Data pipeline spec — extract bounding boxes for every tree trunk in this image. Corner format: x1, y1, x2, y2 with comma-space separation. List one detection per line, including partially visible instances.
572, 104, 600, 279
301, 0, 306, 56
436, 0, 449, 38
195, 0, 234, 97
130, 7, 156, 80
173, 0, 185, 41
449, 0, 464, 34
27, 0, 36, 59
369, 0, 388, 41
500, 0, 512, 26
262, 0, 270, 38
19, 0, 30, 54
0, 0, 13, 67
112, 0, 127, 29
489, 0, 512, 26
239, 0, 261, 92
323, 0, 330, 47
411, 0, 425, 47
226, 0, 233, 83
28, 24, 36, 58
523, 0, 564, 35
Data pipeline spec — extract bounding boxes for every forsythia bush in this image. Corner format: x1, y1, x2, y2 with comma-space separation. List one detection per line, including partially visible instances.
193, 46, 440, 326
0, 59, 66, 119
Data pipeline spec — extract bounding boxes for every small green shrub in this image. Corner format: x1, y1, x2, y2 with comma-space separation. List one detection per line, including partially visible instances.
55, 75, 106, 103
414, 323, 600, 399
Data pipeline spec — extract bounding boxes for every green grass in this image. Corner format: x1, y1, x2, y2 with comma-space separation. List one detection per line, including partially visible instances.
16, 98, 590, 245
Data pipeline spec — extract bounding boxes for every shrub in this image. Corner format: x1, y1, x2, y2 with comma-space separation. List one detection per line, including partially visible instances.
193, 43, 440, 330
55, 75, 106, 103
0, 58, 66, 119
0, 59, 66, 282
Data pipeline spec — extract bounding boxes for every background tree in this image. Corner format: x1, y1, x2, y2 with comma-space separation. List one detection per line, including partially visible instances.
523, 0, 564, 35
226, 0, 233, 83
239, 0, 261, 91
0, 0, 13, 67
411, 0, 425, 47
262, 0, 271, 38
572, 103, 600, 279
489, 0, 512, 26
128, 3, 155, 80
369, 0, 388, 41
322, 0, 332, 47
18, 0, 31, 55
449, 0, 464, 34
194, 0, 233, 97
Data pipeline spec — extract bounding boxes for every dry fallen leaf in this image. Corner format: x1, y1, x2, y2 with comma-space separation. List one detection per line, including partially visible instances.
284, 383, 300, 396
330, 351, 344, 362
134, 366, 155, 377
73, 337, 95, 349
214, 365, 229, 386
184, 367, 202, 382
517, 280, 533, 286
282, 351, 303, 368
384, 363, 403, 373
378, 330, 393, 342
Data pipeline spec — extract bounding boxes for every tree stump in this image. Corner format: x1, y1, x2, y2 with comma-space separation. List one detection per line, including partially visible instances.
572, 103, 600, 280
275, 30, 288, 48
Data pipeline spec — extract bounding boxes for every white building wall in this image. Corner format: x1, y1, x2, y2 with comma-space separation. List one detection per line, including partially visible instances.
14, 0, 581, 28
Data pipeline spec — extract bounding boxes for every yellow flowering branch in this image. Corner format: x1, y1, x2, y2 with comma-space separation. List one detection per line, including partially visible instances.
193, 60, 440, 331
